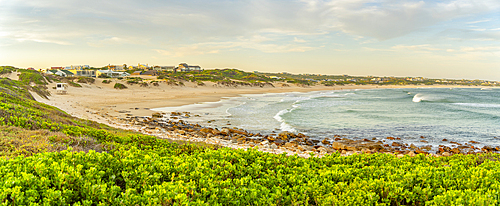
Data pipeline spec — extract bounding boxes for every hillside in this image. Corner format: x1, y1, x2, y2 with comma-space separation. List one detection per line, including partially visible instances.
1, 66, 500, 205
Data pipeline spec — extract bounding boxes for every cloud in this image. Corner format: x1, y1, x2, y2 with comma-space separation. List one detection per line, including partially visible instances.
466, 19, 492, 24
294, 37, 307, 43
363, 44, 442, 52
459, 46, 500, 52
1, 0, 500, 56
392, 44, 441, 51
321, 0, 500, 40
86, 36, 149, 47
362, 47, 394, 52
432, 28, 500, 42
154, 36, 318, 57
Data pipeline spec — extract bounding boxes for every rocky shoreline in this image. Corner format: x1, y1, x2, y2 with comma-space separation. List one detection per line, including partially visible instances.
98, 110, 500, 158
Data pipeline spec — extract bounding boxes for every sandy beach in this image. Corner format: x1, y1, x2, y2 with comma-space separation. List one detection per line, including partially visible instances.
32, 76, 476, 122
29, 77, 495, 157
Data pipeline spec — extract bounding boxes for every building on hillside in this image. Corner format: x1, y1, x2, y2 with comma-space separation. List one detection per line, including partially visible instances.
268, 76, 285, 80
46, 70, 58, 75
178, 63, 202, 72
138, 64, 149, 69
67, 69, 96, 78
96, 70, 130, 78
65, 65, 90, 70
47, 69, 74, 77
130, 71, 142, 76
141, 70, 159, 76
51, 67, 64, 70
107, 64, 125, 71
152, 66, 175, 71
59, 70, 74, 77
36, 68, 49, 73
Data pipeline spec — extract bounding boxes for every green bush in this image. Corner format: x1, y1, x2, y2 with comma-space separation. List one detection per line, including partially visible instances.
77, 77, 95, 84
67, 81, 82, 87
0, 66, 14, 75
102, 80, 111, 84
18, 70, 47, 85
113, 83, 127, 89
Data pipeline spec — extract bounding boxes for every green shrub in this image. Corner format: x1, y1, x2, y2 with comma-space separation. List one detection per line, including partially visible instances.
114, 83, 127, 89
67, 81, 81, 87
151, 81, 160, 86
18, 70, 47, 85
102, 80, 111, 84
77, 77, 95, 84
0, 66, 14, 75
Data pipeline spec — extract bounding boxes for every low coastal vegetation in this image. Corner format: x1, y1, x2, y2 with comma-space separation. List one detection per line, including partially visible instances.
155, 68, 500, 87
113, 82, 127, 89
255, 71, 499, 86
157, 69, 275, 84
1, 66, 500, 205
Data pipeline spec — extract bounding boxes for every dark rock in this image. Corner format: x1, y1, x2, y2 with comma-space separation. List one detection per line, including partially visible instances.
321, 139, 330, 145
392, 142, 403, 147
278, 131, 294, 140
451, 148, 461, 154
331, 142, 347, 150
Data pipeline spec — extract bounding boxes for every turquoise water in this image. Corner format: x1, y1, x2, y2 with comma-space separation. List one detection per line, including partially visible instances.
156, 88, 500, 147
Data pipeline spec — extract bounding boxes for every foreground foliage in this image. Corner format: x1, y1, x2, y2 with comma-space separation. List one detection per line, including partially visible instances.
1, 67, 500, 205
2, 146, 500, 205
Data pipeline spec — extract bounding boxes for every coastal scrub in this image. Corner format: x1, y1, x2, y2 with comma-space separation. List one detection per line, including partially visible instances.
1, 68, 500, 205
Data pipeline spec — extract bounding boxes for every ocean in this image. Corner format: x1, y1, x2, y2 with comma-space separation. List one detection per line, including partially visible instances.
154, 87, 500, 148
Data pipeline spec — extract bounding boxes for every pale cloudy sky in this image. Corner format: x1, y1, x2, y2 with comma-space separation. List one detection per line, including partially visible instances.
1, 0, 499, 80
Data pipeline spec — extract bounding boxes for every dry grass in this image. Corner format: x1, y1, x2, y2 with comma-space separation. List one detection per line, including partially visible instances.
0, 126, 102, 158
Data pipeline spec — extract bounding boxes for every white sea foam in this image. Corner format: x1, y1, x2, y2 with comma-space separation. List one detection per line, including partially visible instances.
412, 93, 443, 102
412, 93, 424, 102
150, 88, 500, 147
273, 107, 298, 132
280, 122, 296, 132
225, 101, 247, 116
273, 109, 288, 122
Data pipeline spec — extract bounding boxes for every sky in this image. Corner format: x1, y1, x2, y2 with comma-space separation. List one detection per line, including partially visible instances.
1, 0, 500, 80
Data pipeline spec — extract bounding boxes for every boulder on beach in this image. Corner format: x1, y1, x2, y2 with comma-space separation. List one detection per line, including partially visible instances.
278, 131, 294, 140
152, 112, 163, 118
331, 142, 347, 150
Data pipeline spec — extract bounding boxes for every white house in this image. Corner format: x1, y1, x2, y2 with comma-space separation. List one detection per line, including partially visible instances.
178, 63, 202, 72
97, 70, 130, 78
47, 69, 74, 77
